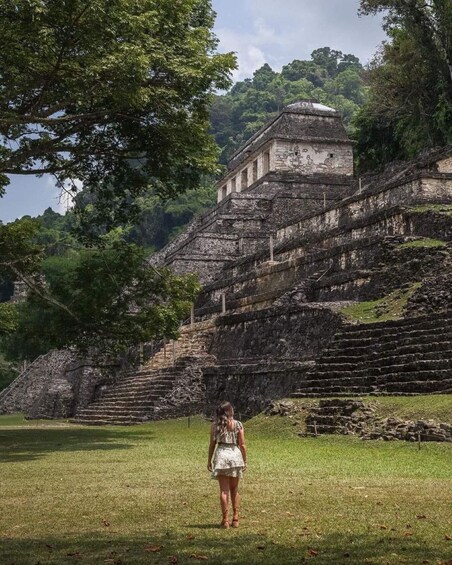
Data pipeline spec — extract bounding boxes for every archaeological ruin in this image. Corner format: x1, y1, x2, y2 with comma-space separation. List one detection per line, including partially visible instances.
1, 100, 451, 428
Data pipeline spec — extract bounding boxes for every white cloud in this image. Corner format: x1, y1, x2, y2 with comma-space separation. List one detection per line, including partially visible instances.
45, 176, 81, 214
216, 28, 268, 81
214, 0, 386, 81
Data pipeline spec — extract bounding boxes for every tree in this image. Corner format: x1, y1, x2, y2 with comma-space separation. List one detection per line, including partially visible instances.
355, 0, 452, 171
210, 50, 366, 164
0, 0, 235, 208
1, 239, 200, 360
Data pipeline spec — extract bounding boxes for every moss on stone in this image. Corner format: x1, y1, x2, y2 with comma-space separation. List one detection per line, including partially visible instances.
340, 283, 422, 323
398, 238, 447, 248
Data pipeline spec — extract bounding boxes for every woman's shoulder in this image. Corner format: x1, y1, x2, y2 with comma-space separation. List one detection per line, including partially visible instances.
234, 420, 243, 431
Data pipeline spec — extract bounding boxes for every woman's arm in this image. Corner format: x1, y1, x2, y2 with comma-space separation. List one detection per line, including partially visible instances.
207, 424, 216, 472
238, 428, 247, 469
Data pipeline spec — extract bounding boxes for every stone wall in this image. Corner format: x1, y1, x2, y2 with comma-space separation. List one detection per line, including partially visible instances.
277, 175, 452, 242
203, 361, 313, 418
274, 140, 353, 176
0, 349, 119, 419
210, 305, 344, 362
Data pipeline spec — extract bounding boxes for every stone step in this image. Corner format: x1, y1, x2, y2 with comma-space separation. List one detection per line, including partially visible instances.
306, 357, 452, 378
305, 365, 452, 381
325, 338, 452, 357
89, 394, 162, 408
318, 346, 452, 366
292, 391, 424, 398
331, 328, 452, 349
104, 383, 174, 394
292, 379, 452, 397
98, 393, 168, 403
74, 414, 146, 423
298, 371, 449, 389
77, 408, 150, 417
340, 313, 452, 335
314, 350, 452, 371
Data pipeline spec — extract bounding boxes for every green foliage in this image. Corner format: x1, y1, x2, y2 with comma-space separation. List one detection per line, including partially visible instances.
3, 243, 200, 360
0, 0, 235, 224
355, 0, 452, 171
73, 181, 217, 249
398, 238, 447, 249
0, 219, 43, 280
0, 302, 18, 335
0, 352, 18, 391
211, 47, 365, 163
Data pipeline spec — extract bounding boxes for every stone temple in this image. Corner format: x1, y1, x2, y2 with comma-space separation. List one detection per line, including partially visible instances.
1, 101, 452, 424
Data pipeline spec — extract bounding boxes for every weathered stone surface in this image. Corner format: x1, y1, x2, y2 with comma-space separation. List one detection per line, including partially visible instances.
203, 360, 314, 419
0, 350, 118, 419
4, 107, 452, 423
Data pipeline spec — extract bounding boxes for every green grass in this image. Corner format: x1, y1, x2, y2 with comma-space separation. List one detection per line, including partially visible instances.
289, 395, 452, 426
341, 284, 422, 324
367, 396, 452, 424
397, 238, 448, 249
410, 204, 452, 216
1, 409, 451, 565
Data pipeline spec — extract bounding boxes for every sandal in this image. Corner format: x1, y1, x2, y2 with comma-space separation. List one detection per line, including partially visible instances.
231, 516, 239, 528
221, 519, 230, 529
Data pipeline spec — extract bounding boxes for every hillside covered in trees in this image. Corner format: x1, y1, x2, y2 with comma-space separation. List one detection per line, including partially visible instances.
211, 47, 366, 164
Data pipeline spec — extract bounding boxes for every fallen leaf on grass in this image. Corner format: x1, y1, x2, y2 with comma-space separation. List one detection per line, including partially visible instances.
437, 561, 452, 565
187, 534, 195, 541
168, 557, 178, 564
307, 548, 318, 557
256, 545, 266, 550
45, 544, 53, 550
378, 524, 388, 530
190, 554, 208, 561
416, 515, 427, 520
445, 534, 452, 541
286, 512, 295, 517
67, 552, 81, 558
403, 532, 413, 537
144, 545, 163, 553
102, 519, 110, 527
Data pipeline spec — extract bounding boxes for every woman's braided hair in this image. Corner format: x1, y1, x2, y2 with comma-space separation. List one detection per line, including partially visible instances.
215, 401, 234, 440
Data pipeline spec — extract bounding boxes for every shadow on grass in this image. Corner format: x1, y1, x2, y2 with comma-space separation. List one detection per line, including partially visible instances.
0, 427, 153, 463
0, 529, 449, 565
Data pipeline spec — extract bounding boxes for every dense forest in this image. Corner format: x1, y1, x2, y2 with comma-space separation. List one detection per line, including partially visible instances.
211, 47, 366, 164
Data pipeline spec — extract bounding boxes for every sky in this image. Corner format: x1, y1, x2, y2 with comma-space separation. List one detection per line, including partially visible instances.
0, 0, 386, 224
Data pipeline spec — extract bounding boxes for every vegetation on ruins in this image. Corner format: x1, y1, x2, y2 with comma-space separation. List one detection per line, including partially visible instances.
355, 0, 452, 171
0, 409, 451, 564
211, 47, 366, 164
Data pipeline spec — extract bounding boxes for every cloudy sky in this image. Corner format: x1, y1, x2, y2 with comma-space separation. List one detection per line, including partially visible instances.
0, 0, 385, 224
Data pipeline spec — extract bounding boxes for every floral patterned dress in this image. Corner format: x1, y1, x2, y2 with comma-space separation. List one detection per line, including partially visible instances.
211, 420, 245, 480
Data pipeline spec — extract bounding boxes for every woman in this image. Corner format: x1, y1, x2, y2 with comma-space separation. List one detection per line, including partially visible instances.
207, 401, 247, 529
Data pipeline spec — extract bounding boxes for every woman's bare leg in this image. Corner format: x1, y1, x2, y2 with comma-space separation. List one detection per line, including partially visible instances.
229, 477, 240, 525
218, 475, 230, 526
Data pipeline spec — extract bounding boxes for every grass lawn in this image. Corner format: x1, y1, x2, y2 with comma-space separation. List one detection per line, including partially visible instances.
0, 406, 451, 565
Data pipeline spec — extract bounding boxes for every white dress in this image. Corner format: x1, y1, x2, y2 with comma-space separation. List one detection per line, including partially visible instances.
211, 420, 245, 479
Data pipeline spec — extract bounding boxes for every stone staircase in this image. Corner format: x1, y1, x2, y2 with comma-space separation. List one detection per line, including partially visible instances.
72, 321, 215, 425
145, 321, 214, 370
292, 311, 452, 398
